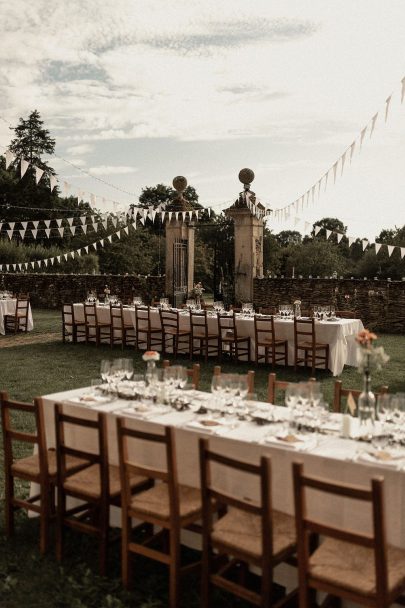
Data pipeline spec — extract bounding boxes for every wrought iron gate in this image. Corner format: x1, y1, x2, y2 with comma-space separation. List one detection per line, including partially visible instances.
173, 238, 188, 308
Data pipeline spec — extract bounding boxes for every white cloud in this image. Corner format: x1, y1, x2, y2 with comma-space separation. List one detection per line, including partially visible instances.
66, 144, 94, 155
88, 165, 138, 176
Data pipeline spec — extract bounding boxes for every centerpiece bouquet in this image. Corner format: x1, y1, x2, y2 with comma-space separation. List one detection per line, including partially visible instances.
355, 329, 389, 423
142, 350, 160, 385
293, 299, 301, 318
190, 282, 204, 309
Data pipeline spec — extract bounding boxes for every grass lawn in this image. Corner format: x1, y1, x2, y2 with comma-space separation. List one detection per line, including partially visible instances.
0, 309, 404, 607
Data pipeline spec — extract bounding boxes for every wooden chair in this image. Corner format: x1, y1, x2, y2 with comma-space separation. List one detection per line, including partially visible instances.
333, 380, 389, 413
267, 373, 316, 405
190, 310, 220, 362
110, 303, 136, 348
254, 315, 288, 367
160, 309, 191, 357
217, 313, 250, 363
134, 305, 162, 351
83, 303, 112, 346
163, 360, 201, 389
54, 404, 150, 575
199, 438, 297, 607
294, 318, 329, 375
4, 297, 29, 333
292, 461, 405, 608
117, 422, 204, 608
335, 310, 357, 319
0, 392, 83, 554
62, 303, 86, 344
213, 365, 255, 396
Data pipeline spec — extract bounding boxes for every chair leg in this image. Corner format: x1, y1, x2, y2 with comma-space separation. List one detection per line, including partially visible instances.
201, 546, 212, 608
39, 484, 51, 555
122, 514, 133, 589
56, 488, 65, 563
99, 503, 109, 576
5, 473, 15, 538
169, 528, 181, 608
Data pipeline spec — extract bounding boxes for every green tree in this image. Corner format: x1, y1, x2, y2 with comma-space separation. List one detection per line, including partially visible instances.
275, 230, 302, 248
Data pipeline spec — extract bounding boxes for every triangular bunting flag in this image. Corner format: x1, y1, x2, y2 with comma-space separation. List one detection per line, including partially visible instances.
350, 141, 356, 163
348, 237, 355, 247
80, 216, 87, 225
70, 226, 76, 235
387, 245, 395, 257
19, 229, 26, 239
123, 226, 129, 235
45, 228, 51, 238
99, 239, 105, 247
44, 219, 51, 228
314, 225, 321, 236
21, 159, 30, 177
57, 256, 61, 263
362, 239, 368, 251
64, 253, 68, 261
67, 217, 74, 226
326, 229, 332, 240
8, 222, 15, 230
400, 247, 405, 259
385, 95, 392, 122
311, 185, 316, 203
332, 161, 338, 183
35, 166, 44, 184
341, 151, 346, 176
336, 233, 344, 244
32, 220, 39, 229
70, 251, 75, 259
58, 227, 64, 237
31, 229, 38, 239
375, 243, 382, 254
77, 250, 81, 257
107, 235, 113, 243
82, 225, 87, 234
5, 150, 15, 169
360, 126, 367, 148
116, 230, 121, 239
370, 113, 378, 137
56, 218, 63, 227
324, 171, 329, 192
50, 175, 58, 191
84, 246, 89, 254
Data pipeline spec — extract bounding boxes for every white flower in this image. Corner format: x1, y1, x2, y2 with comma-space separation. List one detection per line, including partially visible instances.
142, 351, 160, 362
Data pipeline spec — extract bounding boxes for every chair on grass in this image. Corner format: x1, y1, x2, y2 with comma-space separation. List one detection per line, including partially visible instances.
254, 314, 288, 367
110, 303, 136, 348
84, 303, 112, 346
62, 303, 86, 344
134, 305, 162, 351
0, 392, 83, 554
217, 313, 250, 363
335, 310, 357, 319
117, 422, 204, 608
267, 373, 316, 405
333, 380, 389, 413
163, 360, 201, 389
160, 309, 191, 358
294, 318, 329, 375
199, 438, 297, 607
54, 404, 150, 575
213, 365, 255, 396
292, 462, 405, 608
190, 310, 220, 362
4, 297, 29, 333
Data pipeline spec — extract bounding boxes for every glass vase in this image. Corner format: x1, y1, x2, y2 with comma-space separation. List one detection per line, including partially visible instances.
294, 304, 301, 319
357, 354, 375, 432
145, 360, 157, 386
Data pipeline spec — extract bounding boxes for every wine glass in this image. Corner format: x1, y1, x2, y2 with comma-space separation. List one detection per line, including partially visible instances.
100, 360, 111, 384
121, 359, 134, 381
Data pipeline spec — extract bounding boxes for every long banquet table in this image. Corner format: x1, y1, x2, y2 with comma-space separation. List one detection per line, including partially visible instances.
0, 298, 34, 335
73, 304, 363, 376
41, 384, 405, 553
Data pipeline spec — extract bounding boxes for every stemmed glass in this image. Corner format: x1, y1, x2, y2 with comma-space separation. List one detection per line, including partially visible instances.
100, 360, 111, 384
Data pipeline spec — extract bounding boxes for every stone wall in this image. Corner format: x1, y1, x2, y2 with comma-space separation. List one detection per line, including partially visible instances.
0, 273, 166, 309
253, 278, 405, 334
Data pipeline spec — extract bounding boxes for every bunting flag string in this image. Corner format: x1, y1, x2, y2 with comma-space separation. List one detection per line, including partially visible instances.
270, 75, 404, 221
311, 224, 404, 259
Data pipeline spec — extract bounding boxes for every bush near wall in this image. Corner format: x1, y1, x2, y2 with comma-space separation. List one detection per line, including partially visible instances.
0, 273, 166, 309
253, 277, 405, 334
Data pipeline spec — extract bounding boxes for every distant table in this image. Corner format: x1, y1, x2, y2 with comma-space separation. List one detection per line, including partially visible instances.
0, 298, 34, 335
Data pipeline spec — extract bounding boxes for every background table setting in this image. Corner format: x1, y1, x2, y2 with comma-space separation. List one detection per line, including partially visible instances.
0, 296, 34, 335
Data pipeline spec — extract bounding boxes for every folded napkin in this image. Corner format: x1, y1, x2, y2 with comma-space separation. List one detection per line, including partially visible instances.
184, 418, 234, 436
357, 450, 405, 469
64, 394, 121, 413
119, 405, 171, 419
263, 432, 317, 451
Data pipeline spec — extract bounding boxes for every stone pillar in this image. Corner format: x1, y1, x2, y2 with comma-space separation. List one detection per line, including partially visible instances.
165, 176, 195, 305
225, 168, 264, 303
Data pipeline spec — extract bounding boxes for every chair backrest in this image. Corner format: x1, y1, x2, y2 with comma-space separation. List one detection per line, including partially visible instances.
135, 305, 153, 332
294, 318, 316, 348
116, 421, 180, 522
217, 312, 239, 340
62, 303, 74, 327
190, 310, 208, 338
213, 365, 255, 395
0, 392, 49, 483
267, 373, 316, 405
292, 462, 388, 601
335, 310, 357, 319
162, 360, 201, 389
18, 292, 29, 300
54, 403, 108, 496
84, 303, 96, 326
160, 309, 179, 332
199, 438, 273, 563
254, 314, 275, 344
333, 380, 389, 413
16, 298, 29, 320
110, 303, 124, 331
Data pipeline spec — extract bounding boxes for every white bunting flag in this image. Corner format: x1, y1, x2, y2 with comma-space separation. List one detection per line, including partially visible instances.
31, 229, 38, 239
336, 233, 344, 244
45, 228, 51, 238
20, 159, 29, 178
44, 219, 51, 228
58, 227, 64, 237
362, 239, 368, 251
102, 220, 108, 231
57, 256, 61, 263
151, 210, 157, 223
317, 180, 322, 198
350, 141, 356, 163
400, 247, 405, 259
35, 166, 44, 184
208, 208, 212, 217
115, 230, 121, 239
70, 226, 76, 235
80, 216, 87, 225
24, 262, 28, 269
311, 185, 316, 203
348, 236, 355, 247
12, 264, 16, 270
175, 212, 179, 221
123, 226, 129, 235
160, 210, 165, 221
77, 250, 81, 257
67, 217, 74, 226
314, 225, 321, 236
50, 258, 54, 265
139, 216, 145, 225
70, 251, 75, 259
64, 253, 68, 261
402, 77, 405, 104
82, 225, 87, 234
5, 150, 15, 169
19, 229, 26, 240
99, 239, 104, 248
385, 95, 392, 122
9, 222, 15, 230
143, 209, 148, 221
360, 127, 367, 148
341, 150, 346, 176
332, 161, 338, 183
324, 171, 329, 192
326, 229, 332, 240
182, 211, 186, 222
32, 220, 39, 229
111, 217, 118, 228
370, 113, 378, 137
84, 246, 89, 254
50, 175, 58, 191
56, 218, 63, 227
107, 235, 113, 243
44, 259, 48, 267
375, 243, 382, 254
387, 245, 395, 257
168, 211, 173, 222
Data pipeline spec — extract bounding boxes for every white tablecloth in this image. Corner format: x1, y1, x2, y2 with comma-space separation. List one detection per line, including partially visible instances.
0, 299, 34, 335
73, 305, 363, 376
40, 386, 405, 551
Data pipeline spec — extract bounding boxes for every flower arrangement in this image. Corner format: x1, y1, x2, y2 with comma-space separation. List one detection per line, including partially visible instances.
104, 285, 110, 295
293, 299, 301, 306
191, 282, 204, 298
355, 329, 389, 373
142, 351, 160, 362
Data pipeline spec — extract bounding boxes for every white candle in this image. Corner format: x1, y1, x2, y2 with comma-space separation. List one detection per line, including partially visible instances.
341, 414, 351, 438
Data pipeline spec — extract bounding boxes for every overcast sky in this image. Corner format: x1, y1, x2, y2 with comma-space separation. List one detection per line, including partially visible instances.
0, 0, 404, 240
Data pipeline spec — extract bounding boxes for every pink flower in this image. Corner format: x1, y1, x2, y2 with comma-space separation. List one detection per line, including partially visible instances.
355, 329, 377, 348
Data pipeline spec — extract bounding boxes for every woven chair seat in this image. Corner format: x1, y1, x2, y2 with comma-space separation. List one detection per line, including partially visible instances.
130, 482, 202, 521
164, 328, 190, 336
193, 331, 219, 339
297, 341, 328, 350
11, 450, 87, 480
257, 337, 285, 346
211, 507, 296, 561
5, 312, 26, 319
64, 463, 145, 500
309, 537, 405, 596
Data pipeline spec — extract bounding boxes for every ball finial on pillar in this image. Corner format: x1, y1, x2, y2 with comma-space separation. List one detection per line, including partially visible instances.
238, 168, 255, 190
172, 176, 188, 193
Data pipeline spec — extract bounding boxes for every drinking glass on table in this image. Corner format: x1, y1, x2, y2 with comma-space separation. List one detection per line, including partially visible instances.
121, 358, 134, 380
377, 394, 394, 424
100, 360, 111, 384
